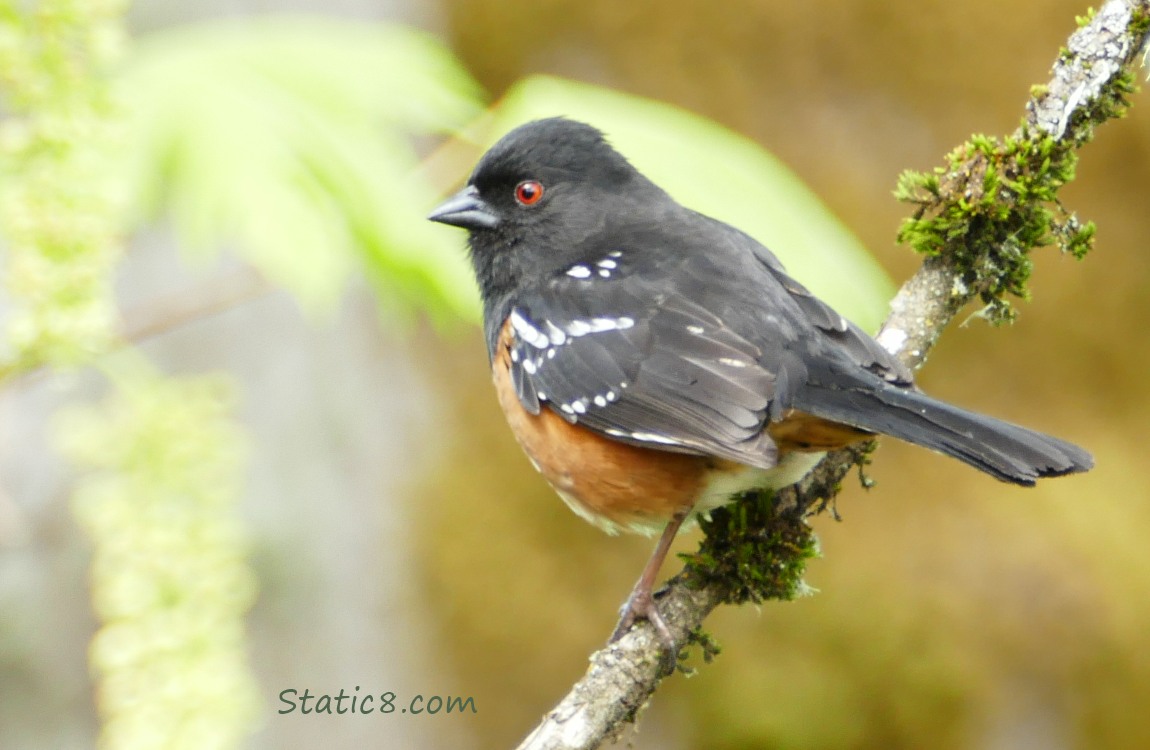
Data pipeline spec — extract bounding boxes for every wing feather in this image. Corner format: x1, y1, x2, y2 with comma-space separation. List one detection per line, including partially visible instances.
506, 273, 781, 467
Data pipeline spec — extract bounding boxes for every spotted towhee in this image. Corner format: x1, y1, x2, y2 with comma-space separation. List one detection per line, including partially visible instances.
428, 117, 1092, 648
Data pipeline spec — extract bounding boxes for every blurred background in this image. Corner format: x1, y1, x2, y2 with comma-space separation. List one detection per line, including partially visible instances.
1, 0, 1148, 748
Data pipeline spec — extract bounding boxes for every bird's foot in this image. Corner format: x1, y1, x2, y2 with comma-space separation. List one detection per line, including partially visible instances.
610, 584, 677, 662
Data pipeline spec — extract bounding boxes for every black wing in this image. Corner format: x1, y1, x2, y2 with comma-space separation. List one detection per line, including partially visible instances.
504, 252, 781, 468
499, 215, 914, 470
707, 215, 913, 386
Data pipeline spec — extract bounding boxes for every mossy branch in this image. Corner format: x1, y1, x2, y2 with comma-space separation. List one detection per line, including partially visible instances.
514, 3, 1150, 748
892, 0, 1143, 326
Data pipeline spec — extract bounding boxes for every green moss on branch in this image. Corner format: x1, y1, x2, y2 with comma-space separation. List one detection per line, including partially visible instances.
894, 131, 1092, 324
682, 490, 820, 606
893, 3, 1143, 324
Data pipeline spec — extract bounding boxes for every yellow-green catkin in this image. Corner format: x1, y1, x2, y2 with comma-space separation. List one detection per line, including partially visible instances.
1, 4, 263, 747
57, 365, 261, 750
0, 0, 129, 371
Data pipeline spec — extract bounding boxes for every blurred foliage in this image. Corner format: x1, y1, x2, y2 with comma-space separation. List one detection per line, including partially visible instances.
0, 5, 259, 750
113, 18, 485, 319
57, 361, 260, 750
0, 0, 128, 372
0, 13, 507, 748
110, 21, 890, 328
488, 75, 895, 329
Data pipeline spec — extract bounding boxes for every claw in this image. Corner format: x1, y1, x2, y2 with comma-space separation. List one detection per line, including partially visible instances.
611, 585, 675, 652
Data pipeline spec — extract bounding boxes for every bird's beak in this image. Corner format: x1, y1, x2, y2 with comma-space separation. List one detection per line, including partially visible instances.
427, 185, 500, 230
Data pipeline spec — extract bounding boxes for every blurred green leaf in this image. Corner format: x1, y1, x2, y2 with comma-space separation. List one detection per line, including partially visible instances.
114, 17, 484, 319
486, 76, 894, 330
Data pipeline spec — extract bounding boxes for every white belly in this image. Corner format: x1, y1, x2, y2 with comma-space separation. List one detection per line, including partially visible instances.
693, 451, 827, 516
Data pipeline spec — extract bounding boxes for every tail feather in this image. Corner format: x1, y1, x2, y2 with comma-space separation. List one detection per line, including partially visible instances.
791, 382, 1093, 486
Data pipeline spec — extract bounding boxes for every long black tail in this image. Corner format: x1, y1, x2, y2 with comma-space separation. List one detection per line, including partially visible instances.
791, 380, 1093, 486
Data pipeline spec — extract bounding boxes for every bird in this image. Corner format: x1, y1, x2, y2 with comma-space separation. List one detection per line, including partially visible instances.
427, 117, 1093, 649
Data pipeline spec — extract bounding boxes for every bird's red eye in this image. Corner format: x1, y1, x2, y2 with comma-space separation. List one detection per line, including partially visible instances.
514, 180, 544, 206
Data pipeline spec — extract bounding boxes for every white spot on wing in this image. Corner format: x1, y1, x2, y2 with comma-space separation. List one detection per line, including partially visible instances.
562, 316, 636, 338
572, 400, 587, 414
597, 258, 617, 269
686, 324, 704, 335
523, 359, 537, 374
718, 357, 748, 368
545, 321, 567, 345
566, 265, 591, 279
510, 309, 549, 348
588, 318, 617, 332
593, 395, 607, 407
509, 309, 533, 335
629, 431, 681, 446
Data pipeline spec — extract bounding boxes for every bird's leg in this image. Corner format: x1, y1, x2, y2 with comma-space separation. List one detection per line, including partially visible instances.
610, 507, 691, 651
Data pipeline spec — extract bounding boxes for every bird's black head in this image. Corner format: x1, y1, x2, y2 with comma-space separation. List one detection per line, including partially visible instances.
428, 118, 666, 322
429, 118, 642, 233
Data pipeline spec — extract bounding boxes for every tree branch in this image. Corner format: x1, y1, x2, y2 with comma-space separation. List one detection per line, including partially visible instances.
514, 3, 1150, 748
0, 265, 276, 386
118, 265, 276, 345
